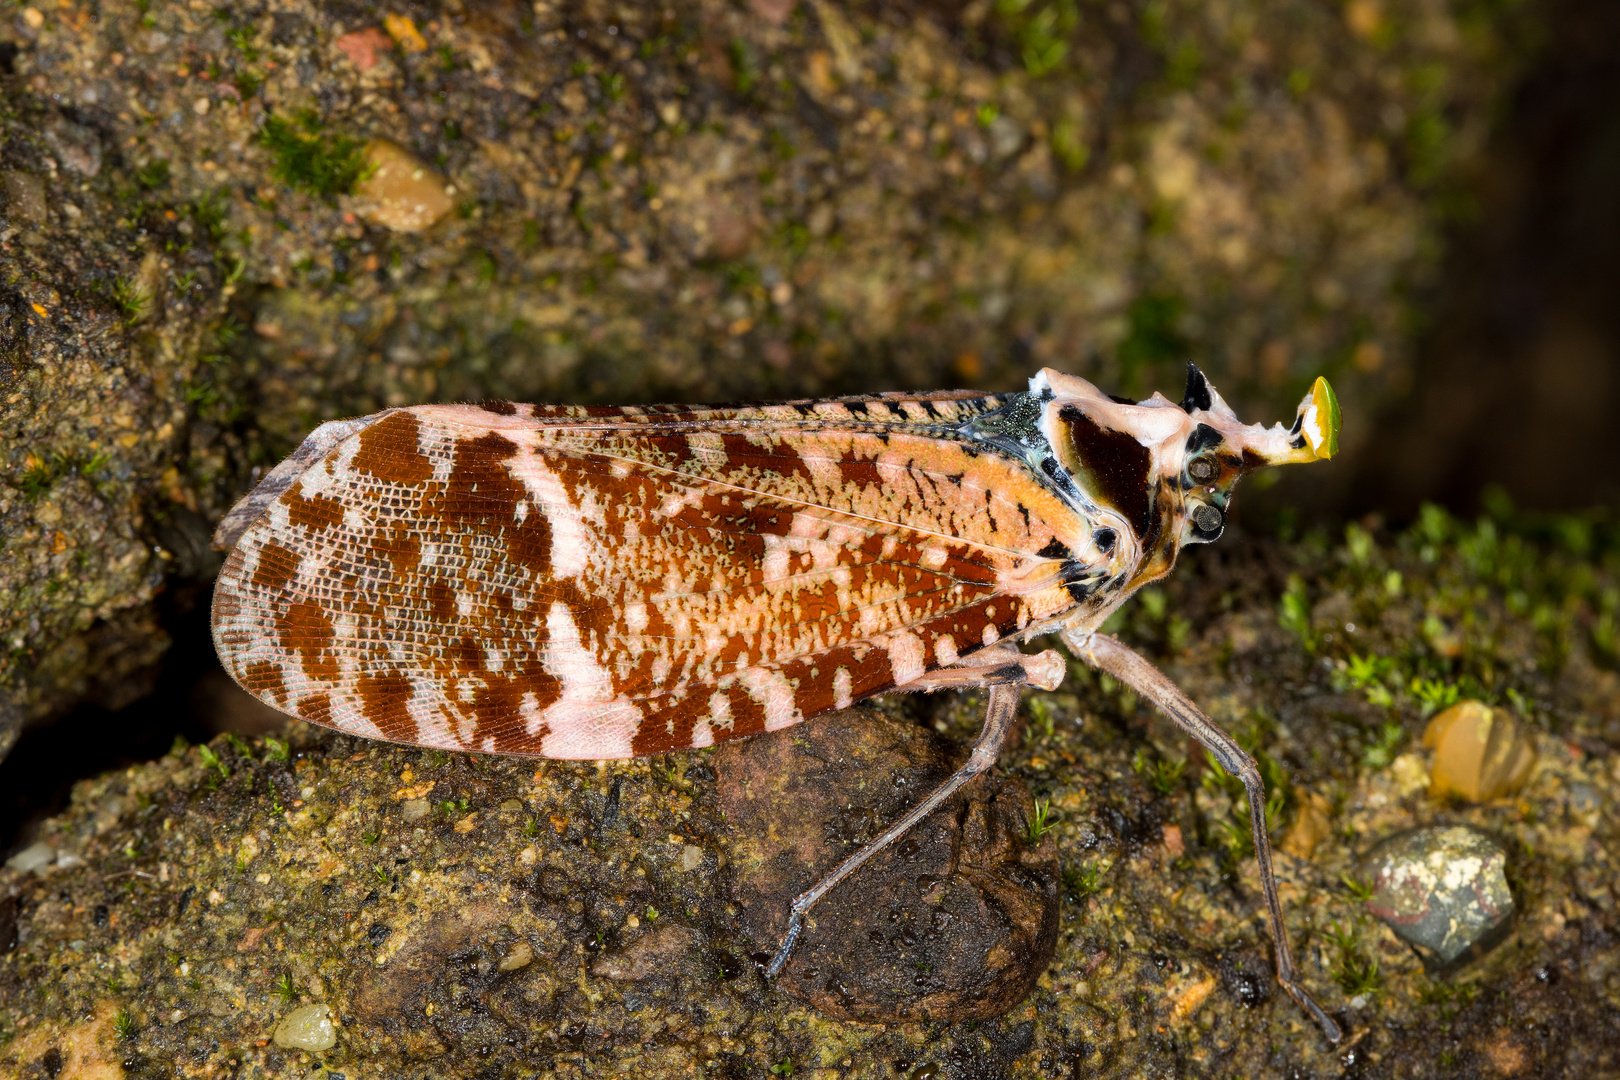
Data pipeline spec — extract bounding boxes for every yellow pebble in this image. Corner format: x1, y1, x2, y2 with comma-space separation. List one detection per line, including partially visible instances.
1423, 700, 1536, 803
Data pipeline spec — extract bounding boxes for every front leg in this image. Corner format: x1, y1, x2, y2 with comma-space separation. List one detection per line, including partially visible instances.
1061, 629, 1343, 1043
764, 648, 1062, 979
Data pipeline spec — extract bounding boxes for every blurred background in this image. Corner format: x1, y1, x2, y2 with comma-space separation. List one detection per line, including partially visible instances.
0, 0, 1616, 854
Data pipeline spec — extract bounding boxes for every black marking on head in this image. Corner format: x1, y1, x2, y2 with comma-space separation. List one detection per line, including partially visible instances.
1037, 538, 1070, 560
1094, 528, 1116, 553
1242, 449, 1268, 470
1180, 362, 1213, 413
1059, 405, 1153, 537
1107, 394, 1136, 405
1291, 434, 1307, 450
1290, 413, 1304, 435
1186, 424, 1224, 454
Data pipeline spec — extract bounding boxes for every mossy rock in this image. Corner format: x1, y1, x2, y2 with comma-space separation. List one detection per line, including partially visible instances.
3, 509, 1618, 1077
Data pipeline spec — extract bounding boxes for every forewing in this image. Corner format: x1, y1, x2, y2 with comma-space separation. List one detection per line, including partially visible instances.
213, 405, 1080, 759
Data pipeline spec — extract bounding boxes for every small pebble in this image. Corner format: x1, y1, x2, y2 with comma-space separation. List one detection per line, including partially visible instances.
272, 1003, 336, 1051
498, 940, 534, 971
401, 798, 430, 822
353, 140, 454, 233
4, 840, 54, 873
1363, 825, 1513, 963
1423, 701, 1536, 802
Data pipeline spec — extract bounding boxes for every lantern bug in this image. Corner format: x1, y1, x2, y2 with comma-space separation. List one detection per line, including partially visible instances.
211, 363, 1343, 1040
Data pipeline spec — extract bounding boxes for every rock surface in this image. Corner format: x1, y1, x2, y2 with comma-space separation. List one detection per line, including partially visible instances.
718, 709, 1059, 1022
3, 510, 1619, 1078
0, 0, 1535, 752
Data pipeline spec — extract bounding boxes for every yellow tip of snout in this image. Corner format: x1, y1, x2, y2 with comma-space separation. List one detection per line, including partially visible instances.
1302, 376, 1341, 460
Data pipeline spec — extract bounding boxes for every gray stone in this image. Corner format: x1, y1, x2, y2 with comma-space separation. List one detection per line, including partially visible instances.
1363, 825, 1513, 964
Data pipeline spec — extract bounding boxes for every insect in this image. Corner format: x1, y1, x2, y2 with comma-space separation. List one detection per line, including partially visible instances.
212, 363, 1343, 1040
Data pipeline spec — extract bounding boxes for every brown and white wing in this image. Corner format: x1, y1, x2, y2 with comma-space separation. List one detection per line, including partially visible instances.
212, 405, 1082, 759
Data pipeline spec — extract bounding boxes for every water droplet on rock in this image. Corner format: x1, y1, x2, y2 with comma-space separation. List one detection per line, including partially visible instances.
1363, 825, 1513, 963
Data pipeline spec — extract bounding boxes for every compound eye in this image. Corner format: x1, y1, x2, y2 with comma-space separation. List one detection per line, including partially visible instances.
1190, 502, 1223, 534
1188, 457, 1217, 484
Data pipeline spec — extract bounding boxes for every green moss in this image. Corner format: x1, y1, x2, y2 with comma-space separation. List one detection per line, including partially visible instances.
995, 0, 1077, 78
112, 276, 151, 324
1061, 860, 1102, 900
1024, 797, 1057, 843
135, 158, 170, 190
1326, 921, 1382, 996
258, 110, 372, 198
1049, 116, 1088, 171
727, 38, 758, 95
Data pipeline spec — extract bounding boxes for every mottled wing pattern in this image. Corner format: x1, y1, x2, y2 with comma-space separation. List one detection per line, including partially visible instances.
213, 400, 1097, 759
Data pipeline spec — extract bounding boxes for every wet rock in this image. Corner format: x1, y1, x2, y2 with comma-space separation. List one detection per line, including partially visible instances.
1, 170, 46, 224
590, 922, 705, 982
718, 707, 1058, 1022
1363, 825, 1513, 964
273, 1003, 336, 1051
1423, 701, 1537, 803
352, 140, 454, 233
349, 904, 508, 1022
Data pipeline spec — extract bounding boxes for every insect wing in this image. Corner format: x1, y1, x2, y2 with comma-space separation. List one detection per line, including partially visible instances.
212, 405, 1085, 759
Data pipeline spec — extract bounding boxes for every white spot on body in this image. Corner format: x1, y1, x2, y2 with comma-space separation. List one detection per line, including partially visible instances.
520, 690, 546, 736
833, 667, 853, 710
886, 631, 925, 684
761, 535, 791, 584
622, 601, 649, 633
538, 601, 640, 758
690, 717, 715, 749
738, 667, 799, 732
503, 444, 594, 578
934, 634, 958, 666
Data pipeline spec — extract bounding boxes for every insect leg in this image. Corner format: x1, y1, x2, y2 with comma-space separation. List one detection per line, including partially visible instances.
764, 659, 1034, 980
1061, 629, 1343, 1044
